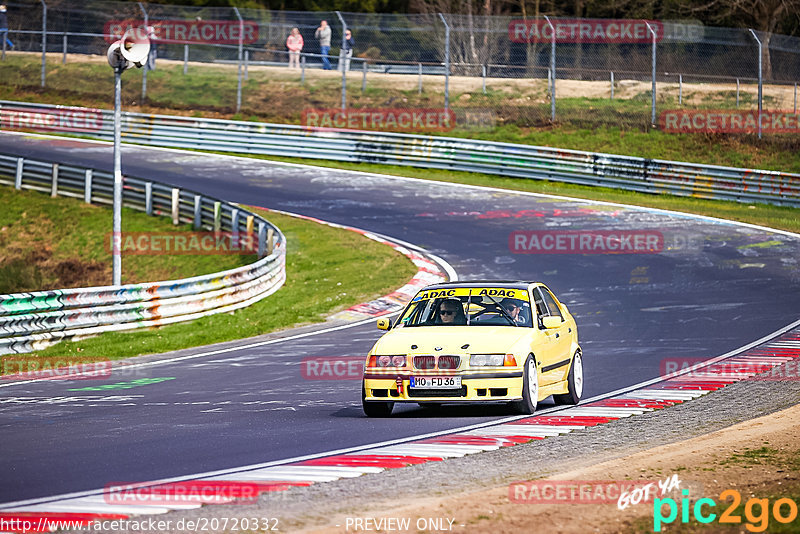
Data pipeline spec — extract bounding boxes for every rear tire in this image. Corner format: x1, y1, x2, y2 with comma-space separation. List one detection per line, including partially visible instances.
509, 354, 538, 414
554, 350, 583, 405
362, 385, 393, 417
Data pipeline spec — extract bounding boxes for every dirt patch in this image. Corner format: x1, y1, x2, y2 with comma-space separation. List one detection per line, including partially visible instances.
0, 248, 109, 293
298, 403, 800, 533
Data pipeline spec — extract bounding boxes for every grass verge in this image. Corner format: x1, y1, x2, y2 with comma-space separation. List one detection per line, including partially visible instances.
29, 208, 417, 360
0, 186, 251, 292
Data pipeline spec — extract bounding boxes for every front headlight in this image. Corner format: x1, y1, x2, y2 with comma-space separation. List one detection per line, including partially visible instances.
367, 355, 407, 368
470, 354, 505, 367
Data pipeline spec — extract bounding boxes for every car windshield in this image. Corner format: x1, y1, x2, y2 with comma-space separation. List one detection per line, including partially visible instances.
397, 287, 533, 328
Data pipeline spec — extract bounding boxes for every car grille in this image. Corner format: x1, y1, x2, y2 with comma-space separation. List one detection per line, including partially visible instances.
413, 355, 461, 370
408, 386, 467, 398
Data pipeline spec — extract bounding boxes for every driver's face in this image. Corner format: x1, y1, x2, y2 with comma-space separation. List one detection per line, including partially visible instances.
505, 303, 520, 318
439, 306, 458, 323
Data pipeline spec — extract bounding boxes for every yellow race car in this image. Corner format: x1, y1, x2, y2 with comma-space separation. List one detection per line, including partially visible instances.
362, 281, 582, 417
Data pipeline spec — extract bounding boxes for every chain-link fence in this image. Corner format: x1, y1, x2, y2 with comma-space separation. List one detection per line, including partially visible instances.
1, 0, 799, 136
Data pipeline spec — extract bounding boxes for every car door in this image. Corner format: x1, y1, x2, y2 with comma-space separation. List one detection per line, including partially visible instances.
531, 286, 560, 385
536, 286, 573, 384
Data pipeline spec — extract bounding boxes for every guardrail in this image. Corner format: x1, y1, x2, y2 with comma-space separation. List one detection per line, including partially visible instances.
1, 100, 797, 207
0, 151, 286, 355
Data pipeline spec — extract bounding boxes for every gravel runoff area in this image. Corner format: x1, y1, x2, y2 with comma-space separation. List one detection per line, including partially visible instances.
76, 355, 800, 534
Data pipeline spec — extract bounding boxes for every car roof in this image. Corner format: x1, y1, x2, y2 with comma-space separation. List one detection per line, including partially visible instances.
422, 280, 534, 291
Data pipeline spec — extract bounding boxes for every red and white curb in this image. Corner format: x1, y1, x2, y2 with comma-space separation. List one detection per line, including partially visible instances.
2, 328, 798, 532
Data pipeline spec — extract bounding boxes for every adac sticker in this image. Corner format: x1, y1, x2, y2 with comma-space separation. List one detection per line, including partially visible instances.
414, 287, 529, 301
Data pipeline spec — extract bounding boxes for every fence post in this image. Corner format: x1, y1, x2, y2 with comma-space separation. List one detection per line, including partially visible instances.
183, 44, 188, 74
544, 15, 555, 122
84, 169, 92, 203
748, 29, 763, 139
145, 182, 153, 215
361, 59, 367, 92
438, 13, 450, 112
336, 11, 347, 111
482, 64, 486, 94
244, 50, 249, 80
193, 194, 202, 229
62, 33, 67, 64
301, 55, 306, 82
15, 158, 23, 189
610, 71, 614, 100
40, 0, 47, 88
736, 78, 740, 108
794, 82, 797, 113
171, 188, 180, 225
138, 2, 148, 102
679, 74, 683, 105
214, 201, 221, 232
646, 22, 657, 127
233, 7, 244, 113
418, 62, 422, 94
50, 163, 58, 197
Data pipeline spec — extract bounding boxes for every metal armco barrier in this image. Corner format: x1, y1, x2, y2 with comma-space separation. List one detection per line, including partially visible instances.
0, 152, 286, 355
1, 100, 797, 207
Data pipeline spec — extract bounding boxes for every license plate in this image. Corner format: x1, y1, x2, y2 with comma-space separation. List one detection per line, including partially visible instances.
410, 376, 461, 389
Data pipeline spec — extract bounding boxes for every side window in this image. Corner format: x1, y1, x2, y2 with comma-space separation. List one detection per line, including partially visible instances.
541, 288, 564, 321
532, 288, 548, 318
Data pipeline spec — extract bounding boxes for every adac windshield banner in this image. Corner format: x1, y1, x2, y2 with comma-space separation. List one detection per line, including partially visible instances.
413, 287, 529, 302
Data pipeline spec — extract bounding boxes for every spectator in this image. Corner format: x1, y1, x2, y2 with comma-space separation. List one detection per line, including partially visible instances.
314, 20, 331, 70
0, 5, 13, 50
339, 29, 354, 72
286, 27, 303, 69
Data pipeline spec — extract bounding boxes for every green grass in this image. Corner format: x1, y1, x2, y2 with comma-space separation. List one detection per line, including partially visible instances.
31, 208, 417, 360
0, 186, 250, 292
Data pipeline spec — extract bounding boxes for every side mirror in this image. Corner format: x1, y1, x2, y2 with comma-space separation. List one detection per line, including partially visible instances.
377, 318, 392, 331
542, 316, 562, 329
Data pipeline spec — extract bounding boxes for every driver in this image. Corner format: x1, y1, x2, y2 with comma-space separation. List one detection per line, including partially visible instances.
437, 299, 465, 325
500, 298, 526, 325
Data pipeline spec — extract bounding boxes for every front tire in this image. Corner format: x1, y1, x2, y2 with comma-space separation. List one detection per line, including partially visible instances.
509, 354, 538, 414
362, 385, 393, 417
554, 350, 583, 405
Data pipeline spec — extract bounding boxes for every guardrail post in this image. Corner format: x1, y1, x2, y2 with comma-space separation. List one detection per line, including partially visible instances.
62, 33, 67, 64
214, 201, 221, 232
50, 163, 59, 197
14, 158, 23, 189
267, 227, 274, 255
193, 194, 202, 229
231, 208, 240, 247
84, 169, 92, 203
171, 188, 180, 225
145, 182, 153, 215
257, 222, 266, 258
183, 44, 188, 75
246, 214, 254, 236
610, 71, 614, 100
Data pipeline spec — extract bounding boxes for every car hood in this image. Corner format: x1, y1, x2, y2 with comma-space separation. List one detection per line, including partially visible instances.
372, 326, 529, 355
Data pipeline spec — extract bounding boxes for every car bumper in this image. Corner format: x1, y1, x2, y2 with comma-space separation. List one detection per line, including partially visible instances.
363, 372, 524, 402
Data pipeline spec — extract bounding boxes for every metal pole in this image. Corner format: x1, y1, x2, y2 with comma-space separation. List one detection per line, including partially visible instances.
361, 59, 367, 92
113, 67, 123, 286
679, 74, 682, 105
183, 44, 188, 74
482, 64, 486, 94
646, 21, 657, 127
244, 50, 249, 80
62, 33, 67, 64
736, 78, 740, 108
418, 62, 422, 94
439, 13, 450, 112
749, 29, 762, 139
544, 16, 555, 122
336, 11, 346, 111
794, 82, 797, 114
138, 2, 148, 102
301, 55, 305, 82
40, 0, 47, 88
233, 7, 243, 113
610, 71, 614, 100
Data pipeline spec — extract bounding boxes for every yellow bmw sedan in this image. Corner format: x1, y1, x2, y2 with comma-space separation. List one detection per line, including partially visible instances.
362, 281, 582, 417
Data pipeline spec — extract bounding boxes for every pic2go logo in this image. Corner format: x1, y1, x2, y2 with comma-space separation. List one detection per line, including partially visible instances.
654, 489, 799, 532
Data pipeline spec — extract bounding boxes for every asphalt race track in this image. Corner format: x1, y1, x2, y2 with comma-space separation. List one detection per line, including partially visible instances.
2, 133, 800, 505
